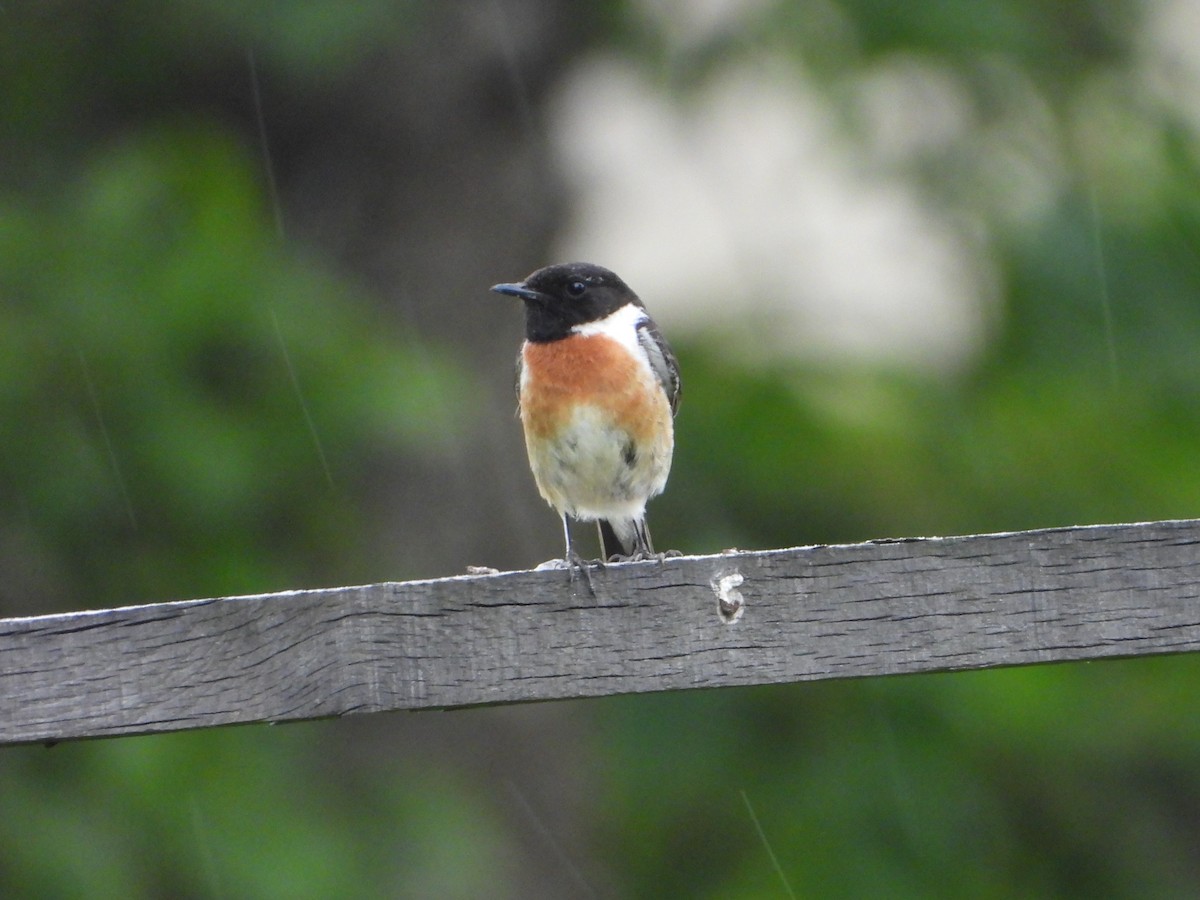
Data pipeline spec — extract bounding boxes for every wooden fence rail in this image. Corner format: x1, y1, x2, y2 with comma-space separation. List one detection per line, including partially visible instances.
3, 519, 1200, 746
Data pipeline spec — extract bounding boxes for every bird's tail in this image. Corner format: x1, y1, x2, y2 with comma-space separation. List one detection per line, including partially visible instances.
598, 517, 653, 561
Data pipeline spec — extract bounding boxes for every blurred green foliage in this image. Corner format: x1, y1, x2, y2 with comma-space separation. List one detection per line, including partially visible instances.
4, 1, 1200, 897
0, 122, 466, 608
1, 723, 508, 898
597, 655, 1200, 897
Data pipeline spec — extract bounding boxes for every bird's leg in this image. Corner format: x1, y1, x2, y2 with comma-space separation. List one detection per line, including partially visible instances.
623, 518, 681, 564
616, 518, 656, 562
562, 513, 595, 594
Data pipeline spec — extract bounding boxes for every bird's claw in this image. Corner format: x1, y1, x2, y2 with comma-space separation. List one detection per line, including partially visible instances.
535, 554, 603, 593
605, 548, 682, 564
566, 550, 599, 594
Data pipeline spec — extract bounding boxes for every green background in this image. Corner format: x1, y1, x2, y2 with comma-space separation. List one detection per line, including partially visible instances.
3, 1, 1200, 896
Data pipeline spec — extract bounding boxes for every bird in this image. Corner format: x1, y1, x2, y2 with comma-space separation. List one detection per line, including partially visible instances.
491, 262, 680, 585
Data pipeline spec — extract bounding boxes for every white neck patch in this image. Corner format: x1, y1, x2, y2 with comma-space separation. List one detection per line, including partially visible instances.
570, 303, 647, 355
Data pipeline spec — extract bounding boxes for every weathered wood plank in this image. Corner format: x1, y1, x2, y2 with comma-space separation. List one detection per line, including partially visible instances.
3, 519, 1200, 745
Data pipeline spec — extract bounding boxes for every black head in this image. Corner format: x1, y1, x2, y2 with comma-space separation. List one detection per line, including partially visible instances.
491, 262, 642, 343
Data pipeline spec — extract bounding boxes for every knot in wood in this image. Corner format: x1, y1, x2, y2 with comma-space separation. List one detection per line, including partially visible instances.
712, 570, 745, 624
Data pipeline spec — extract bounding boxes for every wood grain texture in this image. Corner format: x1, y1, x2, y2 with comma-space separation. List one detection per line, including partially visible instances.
4, 519, 1200, 745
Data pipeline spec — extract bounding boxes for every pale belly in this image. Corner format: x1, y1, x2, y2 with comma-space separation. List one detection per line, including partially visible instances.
523, 404, 673, 522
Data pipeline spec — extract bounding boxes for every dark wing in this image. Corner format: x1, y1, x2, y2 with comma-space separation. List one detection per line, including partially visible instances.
637, 318, 681, 415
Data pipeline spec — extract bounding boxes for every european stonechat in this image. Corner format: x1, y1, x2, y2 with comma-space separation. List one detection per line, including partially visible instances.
492, 263, 680, 584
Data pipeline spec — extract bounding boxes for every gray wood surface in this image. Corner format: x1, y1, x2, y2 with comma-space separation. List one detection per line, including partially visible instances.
4, 519, 1200, 745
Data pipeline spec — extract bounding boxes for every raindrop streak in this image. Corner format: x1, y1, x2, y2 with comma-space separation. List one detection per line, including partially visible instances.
503, 778, 597, 898
271, 309, 335, 491
247, 47, 285, 242
248, 47, 335, 491
1088, 186, 1120, 389
77, 349, 137, 529
740, 789, 797, 900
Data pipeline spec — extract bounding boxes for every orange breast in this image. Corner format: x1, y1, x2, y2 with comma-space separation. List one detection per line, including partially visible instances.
520, 334, 667, 442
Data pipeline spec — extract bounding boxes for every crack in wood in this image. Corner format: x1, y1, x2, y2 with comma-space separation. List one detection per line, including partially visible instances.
3, 519, 1200, 745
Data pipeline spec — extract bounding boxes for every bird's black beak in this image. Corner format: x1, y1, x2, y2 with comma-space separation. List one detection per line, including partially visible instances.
491, 282, 543, 302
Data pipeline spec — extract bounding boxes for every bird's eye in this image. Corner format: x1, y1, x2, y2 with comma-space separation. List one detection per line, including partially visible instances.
566, 280, 587, 297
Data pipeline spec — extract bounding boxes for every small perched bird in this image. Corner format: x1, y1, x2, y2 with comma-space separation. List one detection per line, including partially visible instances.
492, 262, 680, 583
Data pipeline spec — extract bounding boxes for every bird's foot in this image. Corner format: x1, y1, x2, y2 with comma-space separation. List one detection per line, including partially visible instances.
536, 553, 600, 594
605, 548, 683, 564
567, 550, 599, 594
